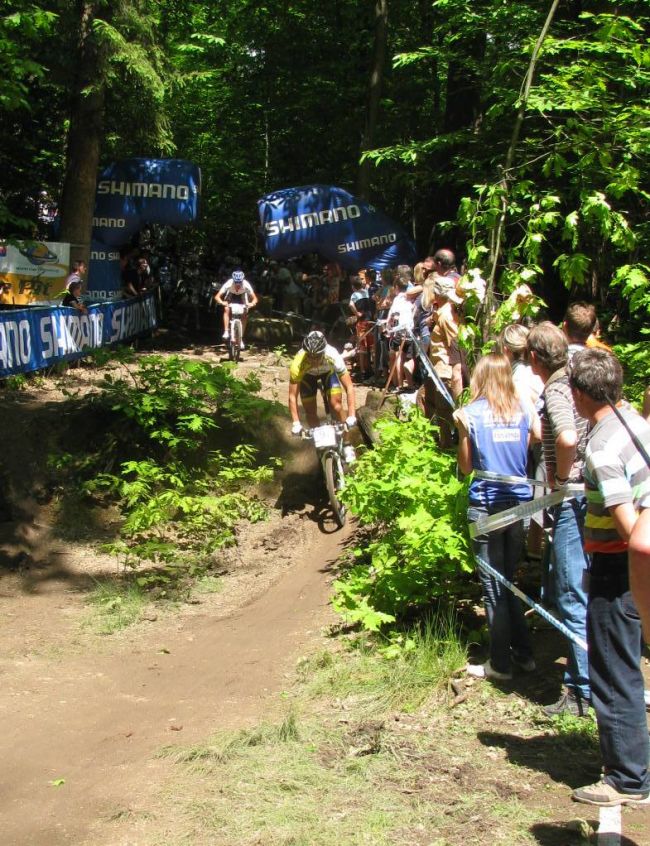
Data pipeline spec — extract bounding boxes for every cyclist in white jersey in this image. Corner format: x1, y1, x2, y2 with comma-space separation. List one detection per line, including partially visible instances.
214, 269, 258, 346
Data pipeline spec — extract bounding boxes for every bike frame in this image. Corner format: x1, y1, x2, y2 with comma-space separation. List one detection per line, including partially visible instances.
228, 302, 248, 361
302, 421, 348, 527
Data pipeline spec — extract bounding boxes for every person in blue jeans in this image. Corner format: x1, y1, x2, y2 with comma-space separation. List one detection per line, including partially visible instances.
528, 321, 591, 716
568, 348, 650, 806
455, 353, 541, 680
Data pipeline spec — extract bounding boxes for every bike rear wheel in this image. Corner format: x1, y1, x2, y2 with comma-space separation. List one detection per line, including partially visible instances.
229, 318, 242, 362
323, 451, 347, 528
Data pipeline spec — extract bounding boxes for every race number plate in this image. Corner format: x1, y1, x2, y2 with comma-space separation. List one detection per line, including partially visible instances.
313, 425, 337, 449
230, 303, 246, 316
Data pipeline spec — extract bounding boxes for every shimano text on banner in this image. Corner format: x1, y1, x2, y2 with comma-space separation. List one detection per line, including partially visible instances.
258, 185, 417, 271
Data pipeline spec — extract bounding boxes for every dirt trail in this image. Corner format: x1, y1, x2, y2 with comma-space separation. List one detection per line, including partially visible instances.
0, 518, 347, 845
0, 345, 366, 846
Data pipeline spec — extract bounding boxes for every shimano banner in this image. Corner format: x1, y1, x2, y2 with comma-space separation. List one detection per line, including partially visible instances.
0, 293, 157, 377
89, 158, 201, 297
258, 185, 417, 270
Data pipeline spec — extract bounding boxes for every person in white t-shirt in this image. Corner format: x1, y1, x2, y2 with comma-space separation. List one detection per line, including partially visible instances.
214, 270, 258, 346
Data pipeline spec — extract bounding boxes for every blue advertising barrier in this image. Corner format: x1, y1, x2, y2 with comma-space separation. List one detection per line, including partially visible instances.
0, 293, 157, 378
88, 158, 202, 298
258, 185, 417, 271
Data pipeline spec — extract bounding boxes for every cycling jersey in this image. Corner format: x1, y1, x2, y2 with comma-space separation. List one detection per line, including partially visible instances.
218, 278, 254, 305
289, 344, 347, 384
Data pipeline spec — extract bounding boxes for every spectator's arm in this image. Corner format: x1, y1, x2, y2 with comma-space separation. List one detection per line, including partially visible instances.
554, 429, 577, 483
454, 413, 472, 475
629, 508, 650, 642
405, 285, 423, 301
450, 363, 463, 401
608, 501, 638, 543
339, 370, 356, 418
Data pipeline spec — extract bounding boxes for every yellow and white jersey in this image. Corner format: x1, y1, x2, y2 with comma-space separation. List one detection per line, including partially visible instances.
289, 344, 347, 384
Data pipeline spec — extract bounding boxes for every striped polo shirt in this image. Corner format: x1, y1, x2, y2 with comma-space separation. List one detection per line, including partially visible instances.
540, 368, 589, 483
583, 408, 650, 554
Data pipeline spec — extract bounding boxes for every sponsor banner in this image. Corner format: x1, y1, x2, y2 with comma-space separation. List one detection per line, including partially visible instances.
88, 238, 123, 298
87, 158, 201, 297
0, 293, 157, 377
258, 185, 417, 271
0, 242, 70, 305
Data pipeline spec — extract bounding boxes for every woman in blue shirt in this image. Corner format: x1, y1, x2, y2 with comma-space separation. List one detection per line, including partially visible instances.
454, 353, 540, 680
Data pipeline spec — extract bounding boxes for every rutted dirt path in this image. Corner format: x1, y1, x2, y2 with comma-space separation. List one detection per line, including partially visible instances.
0, 522, 347, 846
0, 344, 360, 845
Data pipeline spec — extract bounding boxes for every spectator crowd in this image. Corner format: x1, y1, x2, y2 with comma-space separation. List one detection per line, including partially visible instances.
265, 248, 650, 810
330, 251, 650, 810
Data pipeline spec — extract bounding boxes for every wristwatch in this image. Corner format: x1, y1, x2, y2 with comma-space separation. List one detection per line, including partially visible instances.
554, 473, 569, 486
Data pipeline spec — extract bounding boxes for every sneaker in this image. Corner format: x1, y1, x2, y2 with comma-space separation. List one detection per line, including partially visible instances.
543, 688, 590, 718
466, 660, 513, 681
512, 654, 536, 673
343, 445, 356, 464
572, 779, 650, 807
645, 689, 650, 711
222, 331, 229, 340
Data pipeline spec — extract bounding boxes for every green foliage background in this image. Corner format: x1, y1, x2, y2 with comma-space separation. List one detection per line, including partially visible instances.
1, 0, 647, 341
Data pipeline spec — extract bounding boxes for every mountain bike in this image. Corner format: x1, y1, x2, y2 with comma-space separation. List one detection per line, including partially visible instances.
302, 421, 348, 527
228, 302, 247, 362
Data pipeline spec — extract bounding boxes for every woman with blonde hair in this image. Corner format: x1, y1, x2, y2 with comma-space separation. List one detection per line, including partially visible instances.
499, 323, 544, 405
454, 353, 540, 681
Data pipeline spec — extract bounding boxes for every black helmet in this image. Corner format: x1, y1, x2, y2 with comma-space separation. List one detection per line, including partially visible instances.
302, 330, 327, 356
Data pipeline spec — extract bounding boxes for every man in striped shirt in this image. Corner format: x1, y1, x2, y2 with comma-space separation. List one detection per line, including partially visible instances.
568, 348, 650, 807
527, 322, 591, 716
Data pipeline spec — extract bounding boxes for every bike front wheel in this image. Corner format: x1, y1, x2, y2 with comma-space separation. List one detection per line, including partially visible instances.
323, 451, 347, 528
229, 319, 242, 362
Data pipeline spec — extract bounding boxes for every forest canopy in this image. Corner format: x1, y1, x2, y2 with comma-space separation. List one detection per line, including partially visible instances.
1, 0, 648, 332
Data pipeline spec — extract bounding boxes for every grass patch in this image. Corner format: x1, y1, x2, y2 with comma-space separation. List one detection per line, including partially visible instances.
139, 616, 595, 846
84, 578, 149, 634
193, 574, 223, 595
301, 611, 467, 714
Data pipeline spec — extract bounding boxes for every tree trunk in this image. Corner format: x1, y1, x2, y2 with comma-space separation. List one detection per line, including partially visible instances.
57, 2, 107, 271
483, 0, 562, 340
357, 0, 388, 200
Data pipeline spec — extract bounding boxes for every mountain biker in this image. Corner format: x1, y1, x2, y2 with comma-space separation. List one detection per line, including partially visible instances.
214, 269, 258, 348
288, 330, 357, 463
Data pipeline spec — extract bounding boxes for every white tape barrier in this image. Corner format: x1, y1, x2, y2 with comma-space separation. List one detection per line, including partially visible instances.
474, 553, 589, 653
405, 328, 456, 410
469, 472, 583, 539
469, 471, 588, 653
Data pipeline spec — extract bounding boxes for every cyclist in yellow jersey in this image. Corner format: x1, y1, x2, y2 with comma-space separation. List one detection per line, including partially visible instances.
288, 331, 357, 462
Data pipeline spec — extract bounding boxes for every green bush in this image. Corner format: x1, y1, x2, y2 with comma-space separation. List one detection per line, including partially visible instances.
49, 354, 281, 592
332, 412, 472, 631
